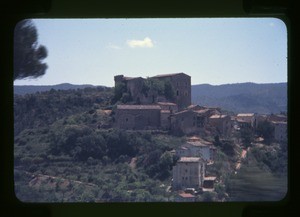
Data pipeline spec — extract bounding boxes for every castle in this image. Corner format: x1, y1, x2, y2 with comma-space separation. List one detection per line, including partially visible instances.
114, 72, 191, 110
113, 72, 227, 135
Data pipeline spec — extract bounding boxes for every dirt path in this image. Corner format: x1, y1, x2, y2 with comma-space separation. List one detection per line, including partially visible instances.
235, 148, 248, 171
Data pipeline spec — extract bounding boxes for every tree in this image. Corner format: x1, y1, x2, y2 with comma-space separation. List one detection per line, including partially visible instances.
113, 82, 127, 102
256, 120, 274, 145
14, 19, 48, 80
164, 80, 175, 100
240, 126, 254, 148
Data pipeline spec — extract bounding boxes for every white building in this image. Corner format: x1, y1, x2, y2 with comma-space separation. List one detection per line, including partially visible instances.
172, 157, 205, 190
176, 137, 216, 162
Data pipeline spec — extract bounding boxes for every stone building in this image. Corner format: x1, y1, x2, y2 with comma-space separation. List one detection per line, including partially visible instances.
157, 102, 178, 113
152, 73, 191, 110
176, 136, 216, 162
114, 104, 161, 130
170, 110, 198, 135
172, 157, 206, 190
114, 72, 191, 111
271, 121, 287, 142
209, 114, 232, 136
236, 113, 257, 128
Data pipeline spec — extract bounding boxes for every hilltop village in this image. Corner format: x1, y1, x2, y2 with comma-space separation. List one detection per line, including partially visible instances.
111, 72, 287, 201
13, 72, 287, 202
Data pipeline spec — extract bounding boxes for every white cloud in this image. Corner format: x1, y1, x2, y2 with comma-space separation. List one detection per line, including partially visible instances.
108, 43, 121, 49
127, 37, 154, 48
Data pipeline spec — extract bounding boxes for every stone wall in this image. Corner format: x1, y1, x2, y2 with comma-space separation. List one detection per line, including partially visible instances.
171, 110, 199, 135
115, 105, 161, 130
153, 73, 191, 110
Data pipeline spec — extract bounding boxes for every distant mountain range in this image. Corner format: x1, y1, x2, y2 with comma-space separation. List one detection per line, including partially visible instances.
13, 83, 98, 95
192, 82, 287, 114
14, 82, 287, 114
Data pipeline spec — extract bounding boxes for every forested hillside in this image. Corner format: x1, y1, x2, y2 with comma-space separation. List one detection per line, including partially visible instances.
192, 82, 287, 114
14, 83, 97, 95
14, 86, 287, 202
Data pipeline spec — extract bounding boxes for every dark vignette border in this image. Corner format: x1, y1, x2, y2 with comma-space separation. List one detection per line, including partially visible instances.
1, 0, 297, 217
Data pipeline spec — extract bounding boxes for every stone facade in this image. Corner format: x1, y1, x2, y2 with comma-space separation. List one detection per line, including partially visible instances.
272, 121, 287, 142
170, 110, 198, 135
114, 72, 191, 111
152, 73, 191, 110
236, 113, 257, 128
114, 105, 161, 130
172, 157, 205, 190
209, 114, 232, 136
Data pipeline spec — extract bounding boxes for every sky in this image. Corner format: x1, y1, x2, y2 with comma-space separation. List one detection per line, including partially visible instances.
14, 18, 287, 87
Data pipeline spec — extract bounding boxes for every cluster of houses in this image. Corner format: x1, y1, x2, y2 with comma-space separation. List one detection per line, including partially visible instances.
110, 72, 287, 201
112, 72, 287, 142
172, 136, 217, 202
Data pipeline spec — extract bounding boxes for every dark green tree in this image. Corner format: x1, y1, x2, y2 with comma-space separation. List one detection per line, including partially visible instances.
113, 82, 127, 102
164, 80, 175, 100
14, 19, 48, 80
256, 120, 274, 144
240, 126, 254, 148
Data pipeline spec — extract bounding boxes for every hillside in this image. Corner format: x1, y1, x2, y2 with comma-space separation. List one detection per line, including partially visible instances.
13, 85, 287, 202
192, 82, 287, 114
15, 82, 287, 114
14, 83, 100, 95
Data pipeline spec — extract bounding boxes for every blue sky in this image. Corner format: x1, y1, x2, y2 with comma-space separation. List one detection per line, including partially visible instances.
14, 18, 287, 87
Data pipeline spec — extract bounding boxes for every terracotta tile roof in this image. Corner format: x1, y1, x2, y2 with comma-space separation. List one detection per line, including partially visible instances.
237, 113, 255, 117
271, 121, 287, 124
186, 141, 211, 147
194, 109, 210, 114
204, 176, 217, 181
173, 109, 191, 115
209, 114, 228, 119
157, 102, 177, 106
117, 105, 161, 110
178, 157, 202, 162
178, 192, 195, 198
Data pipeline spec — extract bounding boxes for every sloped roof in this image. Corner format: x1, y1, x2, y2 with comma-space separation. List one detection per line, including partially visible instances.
204, 176, 217, 181
157, 102, 177, 106
178, 192, 195, 198
117, 105, 161, 110
237, 113, 255, 117
178, 157, 202, 162
209, 114, 228, 119
173, 109, 192, 115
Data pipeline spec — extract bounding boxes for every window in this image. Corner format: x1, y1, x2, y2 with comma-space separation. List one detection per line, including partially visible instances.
125, 118, 128, 122
176, 90, 179, 96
